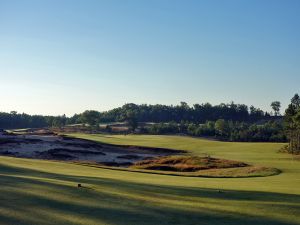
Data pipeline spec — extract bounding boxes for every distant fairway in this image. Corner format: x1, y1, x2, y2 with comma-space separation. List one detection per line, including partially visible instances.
1, 134, 300, 225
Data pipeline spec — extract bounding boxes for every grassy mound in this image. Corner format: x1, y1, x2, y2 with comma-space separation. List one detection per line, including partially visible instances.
195, 166, 280, 178
131, 156, 248, 172
130, 155, 279, 177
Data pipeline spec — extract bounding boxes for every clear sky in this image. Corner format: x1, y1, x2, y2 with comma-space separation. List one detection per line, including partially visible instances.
0, 0, 299, 116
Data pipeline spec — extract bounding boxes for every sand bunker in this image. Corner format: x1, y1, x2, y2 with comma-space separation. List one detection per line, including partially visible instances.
0, 132, 183, 166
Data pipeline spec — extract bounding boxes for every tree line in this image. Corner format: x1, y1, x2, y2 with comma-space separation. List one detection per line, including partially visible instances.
0, 99, 292, 144
0, 101, 280, 129
98, 101, 274, 124
144, 120, 286, 142
0, 112, 68, 129
1, 96, 299, 149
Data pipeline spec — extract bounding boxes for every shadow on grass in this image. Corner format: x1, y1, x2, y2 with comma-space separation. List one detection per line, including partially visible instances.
0, 163, 299, 225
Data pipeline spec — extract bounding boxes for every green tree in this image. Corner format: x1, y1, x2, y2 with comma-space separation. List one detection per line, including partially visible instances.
271, 101, 281, 116
80, 110, 101, 127
52, 116, 66, 128
215, 119, 229, 137
284, 94, 300, 153
125, 110, 138, 132
291, 94, 300, 108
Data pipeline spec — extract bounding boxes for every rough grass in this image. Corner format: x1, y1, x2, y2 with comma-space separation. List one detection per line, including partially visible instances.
129, 155, 278, 177
132, 155, 248, 171
0, 134, 300, 225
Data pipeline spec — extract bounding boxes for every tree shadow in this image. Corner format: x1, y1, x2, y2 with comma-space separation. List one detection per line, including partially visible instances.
0, 163, 299, 225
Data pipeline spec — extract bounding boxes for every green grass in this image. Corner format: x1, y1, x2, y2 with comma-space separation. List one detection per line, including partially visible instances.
1, 134, 300, 225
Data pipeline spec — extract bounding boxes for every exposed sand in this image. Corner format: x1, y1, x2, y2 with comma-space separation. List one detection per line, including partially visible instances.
0, 133, 181, 166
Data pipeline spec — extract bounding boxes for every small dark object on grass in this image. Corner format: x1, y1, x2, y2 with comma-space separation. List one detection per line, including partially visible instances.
77, 183, 82, 188
218, 190, 223, 193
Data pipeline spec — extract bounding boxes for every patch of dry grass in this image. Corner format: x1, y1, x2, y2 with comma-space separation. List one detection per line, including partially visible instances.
131, 155, 248, 172
128, 155, 280, 177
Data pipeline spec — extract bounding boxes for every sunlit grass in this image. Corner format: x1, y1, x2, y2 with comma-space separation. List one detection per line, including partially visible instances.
0, 134, 299, 225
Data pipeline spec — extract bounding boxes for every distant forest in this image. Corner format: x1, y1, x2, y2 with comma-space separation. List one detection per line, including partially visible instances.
99, 102, 274, 123
1, 101, 277, 129
0, 100, 287, 143
4, 95, 300, 146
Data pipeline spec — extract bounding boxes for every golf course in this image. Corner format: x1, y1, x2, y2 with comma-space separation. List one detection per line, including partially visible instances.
2, 1, 300, 224
1, 134, 299, 225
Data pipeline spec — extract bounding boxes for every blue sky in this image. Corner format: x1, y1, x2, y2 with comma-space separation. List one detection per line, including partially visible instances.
0, 0, 299, 116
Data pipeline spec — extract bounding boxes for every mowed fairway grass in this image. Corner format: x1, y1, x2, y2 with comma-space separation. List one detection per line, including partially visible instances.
1, 134, 300, 225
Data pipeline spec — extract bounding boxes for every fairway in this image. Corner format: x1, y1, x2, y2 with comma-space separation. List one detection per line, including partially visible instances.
2, 1, 300, 224
1, 134, 300, 225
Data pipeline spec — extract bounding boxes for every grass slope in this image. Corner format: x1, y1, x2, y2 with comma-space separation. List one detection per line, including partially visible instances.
0, 134, 299, 225
129, 155, 280, 177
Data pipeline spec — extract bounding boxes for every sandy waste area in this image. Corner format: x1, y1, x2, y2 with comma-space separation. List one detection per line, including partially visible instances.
0, 133, 180, 167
